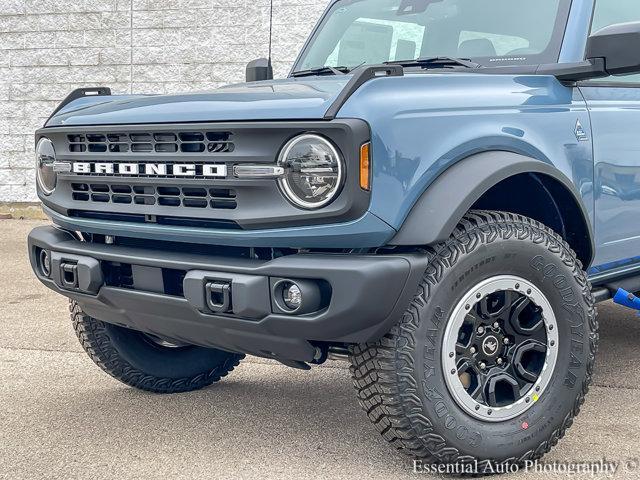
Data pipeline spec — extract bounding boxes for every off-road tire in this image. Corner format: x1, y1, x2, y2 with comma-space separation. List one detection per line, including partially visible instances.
71, 301, 244, 393
349, 211, 598, 471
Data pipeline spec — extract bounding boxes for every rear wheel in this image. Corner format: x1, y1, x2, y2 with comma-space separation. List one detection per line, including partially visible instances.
349, 211, 597, 471
71, 301, 244, 393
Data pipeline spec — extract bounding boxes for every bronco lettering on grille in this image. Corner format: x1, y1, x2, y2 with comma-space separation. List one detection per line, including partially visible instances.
70, 162, 228, 178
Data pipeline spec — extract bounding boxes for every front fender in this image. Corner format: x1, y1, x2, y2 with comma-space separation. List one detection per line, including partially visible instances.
389, 151, 594, 253
336, 73, 593, 231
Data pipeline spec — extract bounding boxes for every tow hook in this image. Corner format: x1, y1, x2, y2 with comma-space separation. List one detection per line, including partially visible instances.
205, 281, 232, 313
613, 288, 640, 313
60, 262, 79, 289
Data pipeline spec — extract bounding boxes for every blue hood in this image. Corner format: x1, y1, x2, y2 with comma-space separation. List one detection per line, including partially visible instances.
46, 77, 352, 127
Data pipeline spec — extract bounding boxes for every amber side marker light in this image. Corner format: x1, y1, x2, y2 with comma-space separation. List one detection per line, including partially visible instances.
360, 142, 371, 191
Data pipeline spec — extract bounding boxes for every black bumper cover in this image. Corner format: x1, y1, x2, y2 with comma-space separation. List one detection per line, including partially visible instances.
28, 226, 428, 363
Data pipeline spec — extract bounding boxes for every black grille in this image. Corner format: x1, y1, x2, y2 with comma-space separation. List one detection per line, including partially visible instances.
67, 131, 234, 154
71, 210, 241, 230
102, 261, 187, 296
103, 262, 134, 289
70, 183, 237, 210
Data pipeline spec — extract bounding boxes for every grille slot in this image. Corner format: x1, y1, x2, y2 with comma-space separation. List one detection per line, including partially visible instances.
67, 131, 234, 154
70, 210, 241, 230
103, 262, 134, 289
71, 183, 237, 210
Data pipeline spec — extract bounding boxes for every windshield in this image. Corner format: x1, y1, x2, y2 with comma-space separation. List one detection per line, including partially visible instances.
294, 0, 572, 72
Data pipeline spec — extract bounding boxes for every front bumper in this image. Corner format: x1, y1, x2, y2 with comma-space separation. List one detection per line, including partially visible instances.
29, 226, 427, 363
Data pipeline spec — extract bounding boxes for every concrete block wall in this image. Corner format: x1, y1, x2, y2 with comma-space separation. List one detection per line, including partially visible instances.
0, 0, 329, 202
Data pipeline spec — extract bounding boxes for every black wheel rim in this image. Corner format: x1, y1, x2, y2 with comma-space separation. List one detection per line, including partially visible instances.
443, 276, 558, 422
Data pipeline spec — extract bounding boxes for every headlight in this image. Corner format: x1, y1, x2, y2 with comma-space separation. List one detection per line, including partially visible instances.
277, 134, 344, 209
36, 137, 57, 195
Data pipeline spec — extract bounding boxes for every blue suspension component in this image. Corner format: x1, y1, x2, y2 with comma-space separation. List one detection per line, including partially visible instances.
613, 288, 640, 313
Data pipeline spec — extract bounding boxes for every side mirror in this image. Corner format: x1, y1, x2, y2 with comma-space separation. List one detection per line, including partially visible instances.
539, 21, 640, 82
246, 58, 273, 83
586, 21, 640, 76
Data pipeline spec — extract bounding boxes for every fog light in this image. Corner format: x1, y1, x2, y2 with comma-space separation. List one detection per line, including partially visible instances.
283, 282, 302, 310
39, 249, 51, 277
272, 278, 323, 315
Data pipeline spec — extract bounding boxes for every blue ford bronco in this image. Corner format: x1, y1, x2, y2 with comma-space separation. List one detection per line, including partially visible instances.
27, 0, 640, 470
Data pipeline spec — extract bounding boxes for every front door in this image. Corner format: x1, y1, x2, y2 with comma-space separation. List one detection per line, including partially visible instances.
581, 0, 640, 269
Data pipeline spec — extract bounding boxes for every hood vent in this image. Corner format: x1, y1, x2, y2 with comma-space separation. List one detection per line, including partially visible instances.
67, 131, 235, 154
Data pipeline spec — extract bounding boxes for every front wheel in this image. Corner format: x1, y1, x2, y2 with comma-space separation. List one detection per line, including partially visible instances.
349, 211, 597, 470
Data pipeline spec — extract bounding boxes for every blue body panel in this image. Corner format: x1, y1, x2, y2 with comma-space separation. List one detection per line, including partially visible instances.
46, 77, 351, 127
44, 206, 395, 249
40, 0, 640, 278
337, 73, 593, 230
46, 73, 596, 255
580, 85, 640, 268
558, 0, 594, 63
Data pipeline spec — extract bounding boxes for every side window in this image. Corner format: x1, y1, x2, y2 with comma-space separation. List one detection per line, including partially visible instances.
591, 0, 640, 32
588, 0, 640, 84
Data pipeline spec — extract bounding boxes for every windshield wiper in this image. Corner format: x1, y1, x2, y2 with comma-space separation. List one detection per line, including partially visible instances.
291, 65, 352, 77
386, 56, 481, 69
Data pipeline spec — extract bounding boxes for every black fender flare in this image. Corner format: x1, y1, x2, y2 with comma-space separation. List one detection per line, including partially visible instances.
389, 151, 594, 262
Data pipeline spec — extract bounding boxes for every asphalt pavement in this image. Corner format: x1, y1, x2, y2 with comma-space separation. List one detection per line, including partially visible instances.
1, 220, 639, 479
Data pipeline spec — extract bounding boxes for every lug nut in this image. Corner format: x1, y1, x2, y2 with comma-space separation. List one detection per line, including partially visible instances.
479, 362, 486, 370
504, 338, 510, 345
493, 322, 499, 329
477, 326, 485, 335
469, 347, 476, 354
497, 358, 503, 365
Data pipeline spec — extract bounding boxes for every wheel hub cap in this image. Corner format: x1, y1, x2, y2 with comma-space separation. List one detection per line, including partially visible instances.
481, 334, 501, 358
442, 275, 559, 422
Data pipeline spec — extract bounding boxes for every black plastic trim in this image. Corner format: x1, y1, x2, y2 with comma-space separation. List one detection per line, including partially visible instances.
324, 65, 404, 120
389, 151, 595, 265
537, 58, 607, 83
28, 225, 429, 362
47, 87, 111, 123
36, 120, 371, 230
578, 81, 640, 88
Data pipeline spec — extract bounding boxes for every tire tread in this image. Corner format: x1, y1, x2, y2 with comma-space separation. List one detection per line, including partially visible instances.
349, 210, 598, 468
71, 301, 243, 394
